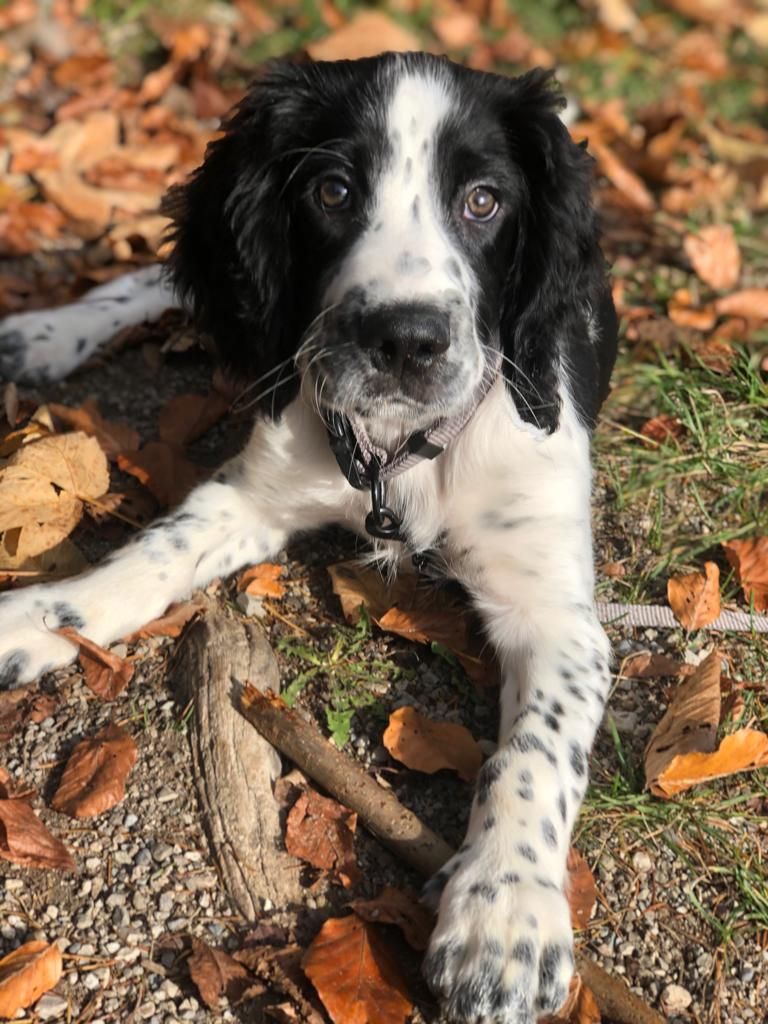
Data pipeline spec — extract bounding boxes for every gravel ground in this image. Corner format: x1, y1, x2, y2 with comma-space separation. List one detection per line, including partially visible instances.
1, 342, 767, 1023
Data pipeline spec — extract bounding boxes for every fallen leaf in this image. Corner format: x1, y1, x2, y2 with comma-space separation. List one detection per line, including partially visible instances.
590, 139, 655, 212
0, 432, 109, 557
285, 788, 360, 887
432, 9, 481, 49
540, 972, 601, 1024
303, 915, 412, 1024
49, 399, 140, 459
158, 391, 230, 446
714, 289, 768, 320
117, 441, 204, 508
566, 847, 597, 931
722, 537, 768, 612
382, 706, 482, 783
58, 629, 134, 700
307, 10, 420, 60
639, 414, 685, 444
349, 887, 434, 950
0, 798, 75, 870
652, 728, 768, 798
237, 563, 286, 599
683, 225, 740, 290
667, 561, 721, 629
51, 723, 137, 818
0, 941, 63, 1018
187, 938, 252, 1010
621, 652, 684, 678
122, 597, 206, 642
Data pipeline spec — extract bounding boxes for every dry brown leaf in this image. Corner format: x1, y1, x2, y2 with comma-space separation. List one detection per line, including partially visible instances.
683, 225, 740, 290
117, 442, 204, 508
285, 788, 361, 888
432, 8, 481, 49
0, 432, 109, 557
667, 301, 717, 330
0, 537, 89, 579
58, 628, 134, 700
122, 597, 206, 643
158, 391, 230, 447
382, 706, 482, 783
0, 941, 63, 1018
349, 887, 434, 951
645, 650, 722, 796
651, 728, 768, 797
590, 139, 655, 212
307, 10, 420, 60
722, 537, 768, 612
540, 972, 601, 1024
187, 938, 252, 1010
49, 399, 139, 460
566, 847, 597, 931
621, 652, 684, 678
0, 798, 75, 871
51, 723, 137, 818
303, 915, 413, 1024
237, 563, 286, 599
639, 414, 684, 444
714, 289, 768, 320
667, 562, 721, 630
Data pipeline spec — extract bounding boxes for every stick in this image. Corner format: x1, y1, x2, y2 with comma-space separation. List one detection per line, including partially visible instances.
240, 684, 666, 1024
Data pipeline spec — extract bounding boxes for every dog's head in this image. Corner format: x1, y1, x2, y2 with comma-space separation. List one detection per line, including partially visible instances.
168, 53, 612, 434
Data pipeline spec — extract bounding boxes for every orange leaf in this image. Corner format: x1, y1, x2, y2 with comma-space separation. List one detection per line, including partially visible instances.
285, 789, 360, 887
0, 799, 75, 871
58, 628, 134, 700
117, 441, 204, 508
349, 887, 434, 951
590, 139, 655, 212
158, 391, 230, 447
51, 723, 137, 818
122, 597, 206, 643
187, 938, 252, 1010
432, 10, 481, 49
651, 728, 768, 797
714, 289, 768, 320
307, 11, 420, 60
382, 706, 482, 783
667, 561, 721, 630
566, 848, 597, 931
237, 563, 286, 599
722, 537, 768, 612
49, 399, 139, 460
303, 915, 412, 1024
683, 225, 740, 291
639, 414, 684, 444
540, 972, 601, 1024
0, 941, 63, 1018
645, 651, 723, 797
620, 652, 684, 678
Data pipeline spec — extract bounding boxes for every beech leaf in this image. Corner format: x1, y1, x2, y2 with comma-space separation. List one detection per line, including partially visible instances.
349, 887, 434, 950
303, 915, 413, 1024
158, 391, 230, 447
51, 723, 137, 818
0, 941, 63, 1018
117, 441, 204, 508
49, 399, 139, 459
0, 798, 75, 871
122, 597, 206, 642
237, 563, 286, 598
683, 224, 741, 290
187, 938, 252, 1010
667, 561, 721, 629
722, 537, 768, 612
58, 628, 134, 700
566, 848, 597, 931
307, 11, 420, 61
285, 788, 360, 887
382, 706, 482, 783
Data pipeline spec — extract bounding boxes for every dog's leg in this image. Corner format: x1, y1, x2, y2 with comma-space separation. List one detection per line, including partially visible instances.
423, 420, 609, 1023
0, 404, 346, 690
0, 266, 176, 383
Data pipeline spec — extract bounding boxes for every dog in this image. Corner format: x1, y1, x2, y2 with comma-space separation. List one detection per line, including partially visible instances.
0, 53, 618, 1023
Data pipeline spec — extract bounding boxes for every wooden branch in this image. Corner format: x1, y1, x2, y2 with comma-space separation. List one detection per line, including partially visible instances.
171, 604, 301, 919
240, 684, 666, 1024
239, 686, 455, 878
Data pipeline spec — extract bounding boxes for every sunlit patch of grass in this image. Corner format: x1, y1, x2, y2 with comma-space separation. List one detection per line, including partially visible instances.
595, 347, 768, 602
578, 780, 768, 943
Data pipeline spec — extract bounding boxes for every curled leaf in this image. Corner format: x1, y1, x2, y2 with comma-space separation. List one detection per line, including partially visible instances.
667, 562, 721, 630
0, 941, 63, 1018
382, 706, 482, 783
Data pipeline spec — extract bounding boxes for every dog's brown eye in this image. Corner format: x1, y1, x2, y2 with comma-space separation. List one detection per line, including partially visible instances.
464, 186, 498, 222
319, 179, 350, 210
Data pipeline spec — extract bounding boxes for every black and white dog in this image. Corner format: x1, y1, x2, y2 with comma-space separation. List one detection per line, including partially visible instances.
0, 53, 617, 1023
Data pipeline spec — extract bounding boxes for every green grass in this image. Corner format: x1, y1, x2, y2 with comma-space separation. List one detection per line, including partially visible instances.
278, 609, 408, 748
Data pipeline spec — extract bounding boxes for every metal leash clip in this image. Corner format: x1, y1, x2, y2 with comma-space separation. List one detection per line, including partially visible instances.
364, 461, 403, 541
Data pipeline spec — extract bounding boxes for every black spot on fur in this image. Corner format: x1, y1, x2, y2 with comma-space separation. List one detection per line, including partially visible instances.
517, 842, 538, 863
476, 755, 505, 805
511, 940, 535, 966
570, 742, 586, 777
541, 818, 558, 848
52, 602, 84, 630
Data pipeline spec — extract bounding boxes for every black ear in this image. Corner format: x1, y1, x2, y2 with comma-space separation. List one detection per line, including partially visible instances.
164, 63, 308, 411
498, 68, 616, 432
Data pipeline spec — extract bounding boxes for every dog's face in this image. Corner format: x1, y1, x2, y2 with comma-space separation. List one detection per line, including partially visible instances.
168, 53, 611, 433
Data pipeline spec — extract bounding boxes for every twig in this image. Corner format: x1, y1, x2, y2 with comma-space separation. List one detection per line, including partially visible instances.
240, 685, 666, 1024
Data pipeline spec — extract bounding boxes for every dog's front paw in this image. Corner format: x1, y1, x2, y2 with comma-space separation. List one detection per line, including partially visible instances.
0, 589, 81, 688
423, 847, 573, 1023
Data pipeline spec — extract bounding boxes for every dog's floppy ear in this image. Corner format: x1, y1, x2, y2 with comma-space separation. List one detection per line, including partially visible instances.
164, 62, 309, 410
498, 68, 613, 433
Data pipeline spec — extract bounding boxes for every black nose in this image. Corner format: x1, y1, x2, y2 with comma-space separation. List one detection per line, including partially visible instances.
358, 305, 450, 377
